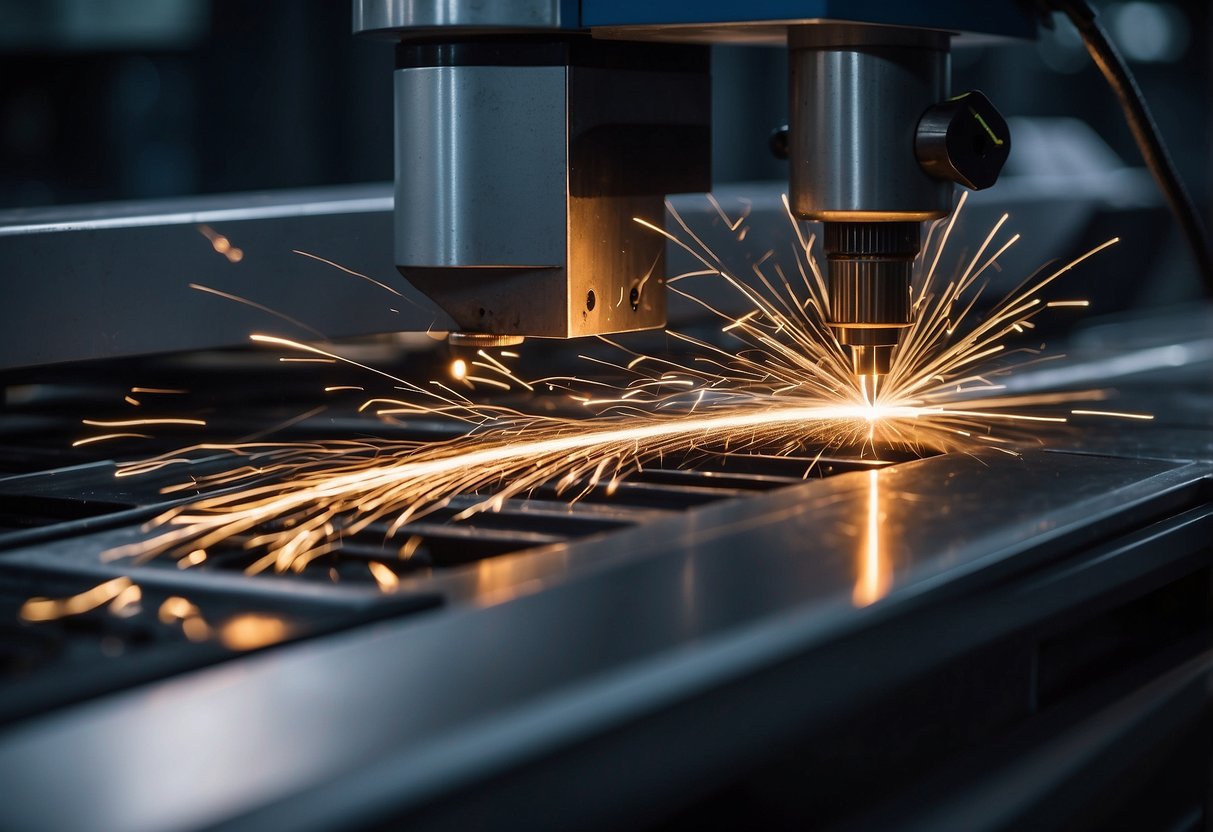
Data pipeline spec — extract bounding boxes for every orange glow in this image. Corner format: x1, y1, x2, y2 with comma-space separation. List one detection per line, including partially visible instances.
19, 577, 134, 622
158, 596, 199, 624
158, 596, 211, 641
367, 561, 400, 593
198, 224, 244, 263
177, 548, 207, 569
853, 470, 890, 607
217, 613, 292, 651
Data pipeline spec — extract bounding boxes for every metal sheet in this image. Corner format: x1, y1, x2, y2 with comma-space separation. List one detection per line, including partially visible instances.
0, 447, 1202, 831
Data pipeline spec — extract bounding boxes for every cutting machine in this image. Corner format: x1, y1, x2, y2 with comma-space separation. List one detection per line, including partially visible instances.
0, 4, 1210, 831
354, 1, 1020, 377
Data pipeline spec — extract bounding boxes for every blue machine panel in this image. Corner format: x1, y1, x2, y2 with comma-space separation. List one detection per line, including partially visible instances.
580, 0, 1035, 38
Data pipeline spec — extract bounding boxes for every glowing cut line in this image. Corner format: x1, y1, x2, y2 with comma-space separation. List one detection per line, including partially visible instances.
161, 406, 919, 521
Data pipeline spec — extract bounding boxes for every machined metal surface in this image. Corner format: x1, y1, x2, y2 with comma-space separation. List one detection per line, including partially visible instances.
0, 185, 425, 370
390, 43, 709, 338
392, 65, 567, 267
788, 24, 953, 221
352, 0, 573, 37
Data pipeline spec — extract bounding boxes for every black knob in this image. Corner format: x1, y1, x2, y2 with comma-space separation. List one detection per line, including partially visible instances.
769, 125, 789, 160
915, 90, 1010, 191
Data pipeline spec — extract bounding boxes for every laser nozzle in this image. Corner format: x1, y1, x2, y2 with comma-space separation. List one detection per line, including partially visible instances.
824, 221, 918, 386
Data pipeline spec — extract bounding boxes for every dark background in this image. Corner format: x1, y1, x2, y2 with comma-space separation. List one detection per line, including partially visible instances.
0, 0, 1208, 212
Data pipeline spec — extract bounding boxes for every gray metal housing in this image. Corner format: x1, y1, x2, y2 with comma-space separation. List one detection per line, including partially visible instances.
391, 46, 710, 338
788, 24, 954, 221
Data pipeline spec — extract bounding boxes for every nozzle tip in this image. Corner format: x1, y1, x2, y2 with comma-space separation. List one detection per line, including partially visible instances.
849, 344, 894, 377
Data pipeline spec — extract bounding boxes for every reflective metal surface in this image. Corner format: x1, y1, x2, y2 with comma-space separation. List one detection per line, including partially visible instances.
0, 185, 424, 369
393, 66, 567, 267
788, 24, 953, 221
390, 51, 709, 338
352, 0, 571, 37
0, 304, 1207, 827
0, 440, 1206, 829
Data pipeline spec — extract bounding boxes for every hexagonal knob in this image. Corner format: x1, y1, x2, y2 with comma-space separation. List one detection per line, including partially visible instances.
915, 90, 1010, 191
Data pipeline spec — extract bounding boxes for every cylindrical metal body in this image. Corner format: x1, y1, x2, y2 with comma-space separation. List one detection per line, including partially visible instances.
788, 24, 952, 378
824, 221, 919, 377
788, 24, 952, 221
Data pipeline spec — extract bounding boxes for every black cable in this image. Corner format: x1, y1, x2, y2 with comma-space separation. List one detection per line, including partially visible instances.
1046, 0, 1213, 296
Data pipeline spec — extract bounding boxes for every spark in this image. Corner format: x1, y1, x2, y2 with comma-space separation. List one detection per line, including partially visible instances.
82, 418, 206, 427
159, 596, 210, 641
198, 225, 243, 263
72, 433, 151, 447
1071, 409, 1154, 420
99, 195, 1153, 580
368, 562, 400, 593
19, 577, 134, 622
190, 283, 327, 340
178, 548, 208, 569
292, 249, 405, 298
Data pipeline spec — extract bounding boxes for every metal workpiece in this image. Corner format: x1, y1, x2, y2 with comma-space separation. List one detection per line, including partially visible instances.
391, 40, 710, 339
0, 446, 1206, 832
0, 311, 1208, 829
787, 24, 953, 222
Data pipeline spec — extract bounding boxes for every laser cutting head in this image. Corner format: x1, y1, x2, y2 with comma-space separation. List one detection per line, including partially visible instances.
787, 25, 1011, 384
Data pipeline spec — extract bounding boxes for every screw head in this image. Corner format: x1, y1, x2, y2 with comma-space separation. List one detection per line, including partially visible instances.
768, 125, 790, 160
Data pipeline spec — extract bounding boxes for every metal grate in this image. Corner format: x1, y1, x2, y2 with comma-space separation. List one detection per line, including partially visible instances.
0, 565, 440, 727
